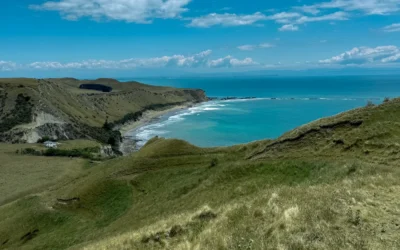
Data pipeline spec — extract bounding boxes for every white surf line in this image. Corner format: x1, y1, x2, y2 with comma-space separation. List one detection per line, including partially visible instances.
127, 101, 225, 149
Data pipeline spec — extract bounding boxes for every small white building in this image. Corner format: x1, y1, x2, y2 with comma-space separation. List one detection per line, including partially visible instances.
43, 141, 58, 149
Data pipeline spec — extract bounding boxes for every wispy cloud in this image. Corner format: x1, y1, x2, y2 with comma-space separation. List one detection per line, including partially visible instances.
0, 61, 17, 71
273, 11, 348, 31
188, 10, 348, 29
294, 5, 321, 15
237, 45, 256, 51
297, 0, 400, 15
207, 56, 257, 68
266, 12, 302, 23
30, 0, 191, 23
237, 43, 274, 51
220, 7, 232, 11
187, 12, 266, 28
319, 46, 400, 65
279, 24, 299, 31
382, 23, 400, 32
296, 11, 348, 24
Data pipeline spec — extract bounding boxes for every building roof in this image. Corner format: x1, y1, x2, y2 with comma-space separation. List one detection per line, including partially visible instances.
44, 141, 57, 144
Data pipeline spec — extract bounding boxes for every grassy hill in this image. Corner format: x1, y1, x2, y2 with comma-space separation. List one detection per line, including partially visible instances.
0, 78, 206, 144
0, 98, 400, 249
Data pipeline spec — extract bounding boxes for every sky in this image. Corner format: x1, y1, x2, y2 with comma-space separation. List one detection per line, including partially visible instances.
1, 0, 400, 77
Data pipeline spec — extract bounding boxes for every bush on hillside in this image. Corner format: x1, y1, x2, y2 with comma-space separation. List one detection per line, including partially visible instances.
210, 158, 219, 168
102, 119, 113, 131
79, 84, 112, 93
0, 94, 33, 133
20, 148, 42, 156
366, 100, 375, 107
20, 147, 101, 159
37, 136, 57, 143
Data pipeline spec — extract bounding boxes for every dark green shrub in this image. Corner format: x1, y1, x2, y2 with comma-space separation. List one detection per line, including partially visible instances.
366, 101, 375, 107
21, 147, 100, 159
43, 147, 99, 158
0, 94, 33, 133
210, 158, 219, 168
347, 164, 357, 175
21, 148, 42, 156
102, 117, 113, 131
110, 102, 186, 127
36, 136, 56, 143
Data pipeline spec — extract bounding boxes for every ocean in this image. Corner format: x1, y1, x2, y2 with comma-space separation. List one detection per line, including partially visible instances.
120, 75, 400, 148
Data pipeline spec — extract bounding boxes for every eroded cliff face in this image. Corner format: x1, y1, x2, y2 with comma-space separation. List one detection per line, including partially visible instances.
0, 78, 207, 143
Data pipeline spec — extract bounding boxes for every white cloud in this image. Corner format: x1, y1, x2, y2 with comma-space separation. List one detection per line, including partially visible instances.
31, 0, 191, 23
207, 56, 256, 68
319, 45, 400, 65
28, 50, 213, 69
381, 53, 400, 63
0, 61, 17, 71
220, 7, 232, 11
279, 24, 299, 31
237, 43, 274, 51
266, 12, 302, 23
296, 11, 348, 24
298, 0, 400, 15
187, 12, 266, 28
188, 11, 305, 28
382, 23, 400, 32
10, 50, 255, 70
269, 11, 348, 31
237, 45, 256, 51
259, 43, 274, 48
186, 4, 352, 30
294, 5, 321, 15
230, 57, 256, 67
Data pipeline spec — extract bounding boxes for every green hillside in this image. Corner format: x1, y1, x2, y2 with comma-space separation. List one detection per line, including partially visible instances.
0, 78, 206, 144
1, 98, 399, 250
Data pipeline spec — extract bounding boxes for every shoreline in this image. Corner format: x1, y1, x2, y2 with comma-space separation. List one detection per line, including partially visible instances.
118, 102, 196, 154
117, 96, 375, 155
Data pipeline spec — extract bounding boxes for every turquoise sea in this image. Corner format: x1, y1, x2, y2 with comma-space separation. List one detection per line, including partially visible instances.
120, 75, 400, 148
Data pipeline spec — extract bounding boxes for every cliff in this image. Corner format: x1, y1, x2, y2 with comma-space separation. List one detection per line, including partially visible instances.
0, 78, 207, 144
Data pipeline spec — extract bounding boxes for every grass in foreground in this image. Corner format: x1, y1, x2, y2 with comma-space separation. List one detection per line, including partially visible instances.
1, 100, 400, 249
0, 143, 88, 207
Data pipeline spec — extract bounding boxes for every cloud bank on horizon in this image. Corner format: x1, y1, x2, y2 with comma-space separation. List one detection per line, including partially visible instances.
3, 46, 400, 72
1, 0, 400, 75
3, 50, 256, 71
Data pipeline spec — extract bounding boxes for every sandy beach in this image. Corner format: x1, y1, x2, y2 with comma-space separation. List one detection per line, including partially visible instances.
118, 103, 194, 154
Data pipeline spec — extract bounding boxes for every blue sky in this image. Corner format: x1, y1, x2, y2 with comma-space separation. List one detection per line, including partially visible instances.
1, 0, 400, 77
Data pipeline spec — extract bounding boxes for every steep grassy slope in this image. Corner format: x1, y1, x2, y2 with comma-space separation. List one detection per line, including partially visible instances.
0, 78, 206, 143
1, 99, 400, 249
